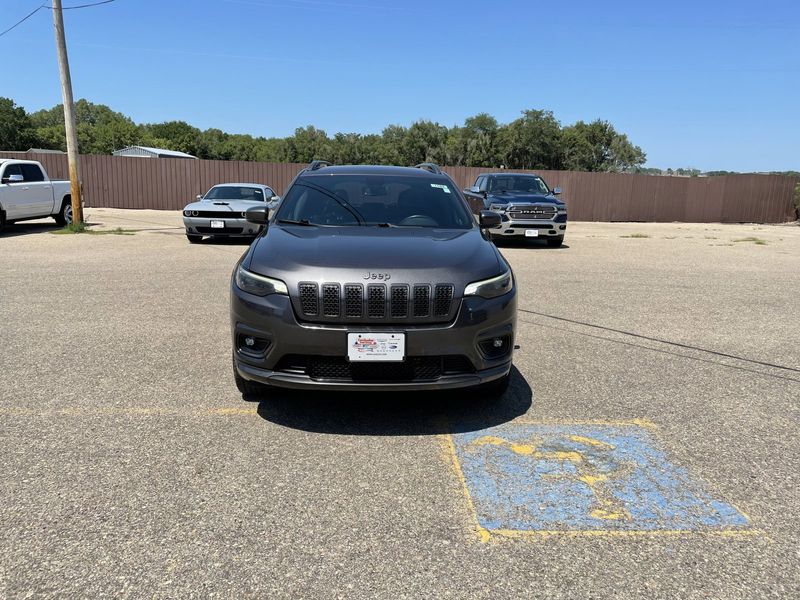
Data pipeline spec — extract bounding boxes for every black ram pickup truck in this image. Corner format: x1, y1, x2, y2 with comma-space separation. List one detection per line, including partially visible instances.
463, 173, 567, 246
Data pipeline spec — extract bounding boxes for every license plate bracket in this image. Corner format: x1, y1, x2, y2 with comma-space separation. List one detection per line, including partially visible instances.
347, 333, 406, 362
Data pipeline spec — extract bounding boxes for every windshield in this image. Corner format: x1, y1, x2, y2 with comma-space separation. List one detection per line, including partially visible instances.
205, 186, 265, 201
275, 174, 474, 229
489, 175, 550, 194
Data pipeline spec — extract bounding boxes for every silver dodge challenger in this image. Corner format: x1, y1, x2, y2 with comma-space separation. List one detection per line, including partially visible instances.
182, 183, 281, 243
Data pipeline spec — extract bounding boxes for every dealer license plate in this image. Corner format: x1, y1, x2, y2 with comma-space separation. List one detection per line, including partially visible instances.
210, 220, 225, 229
347, 333, 406, 362
524, 229, 539, 237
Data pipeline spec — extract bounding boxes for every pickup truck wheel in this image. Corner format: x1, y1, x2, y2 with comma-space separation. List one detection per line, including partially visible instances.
546, 236, 564, 248
233, 354, 269, 397
186, 234, 203, 244
54, 199, 73, 226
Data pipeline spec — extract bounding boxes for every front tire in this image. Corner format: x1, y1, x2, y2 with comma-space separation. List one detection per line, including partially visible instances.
53, 198, 73, 226
0, 210, 6, 233
546, 235, 564, 248
233, 354, 270, 397
471, 371, 510, 399
186, 234, 203, 244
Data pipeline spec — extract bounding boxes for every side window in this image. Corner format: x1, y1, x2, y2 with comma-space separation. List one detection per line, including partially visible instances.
1, 163, 23, 181
266, 188, 275, 199
474, 176, 484, 191
479, 177, 489, 191
20, 164, 45, 182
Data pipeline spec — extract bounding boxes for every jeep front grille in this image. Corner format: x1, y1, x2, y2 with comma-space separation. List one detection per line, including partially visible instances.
299, 283, 319, 316
295, 282, 457, 323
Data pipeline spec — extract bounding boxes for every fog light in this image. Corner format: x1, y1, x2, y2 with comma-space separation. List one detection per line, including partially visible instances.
479, 334, 512, 359
237, 333, 270, 357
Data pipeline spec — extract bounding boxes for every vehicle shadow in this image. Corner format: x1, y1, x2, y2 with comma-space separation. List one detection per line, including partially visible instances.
0, 221, 62, 237
251, 366, 532, 436
197, 237, 256, 246
492, 238, 570, 250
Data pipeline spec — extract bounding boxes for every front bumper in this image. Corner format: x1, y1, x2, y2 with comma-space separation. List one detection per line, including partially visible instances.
231, 282, 516, 391
183, 216, 262, 237
490, 218, 567, 238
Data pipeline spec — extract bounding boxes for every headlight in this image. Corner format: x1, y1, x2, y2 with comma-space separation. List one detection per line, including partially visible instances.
235, 265, 288, 296
183, 210, 190, 217
464, 270, 513, 299
489, 204, 506, 211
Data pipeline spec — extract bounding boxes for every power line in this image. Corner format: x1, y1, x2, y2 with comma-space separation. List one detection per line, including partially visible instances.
61, 0, 117, 9
0, 0, 117, 39
0, 5, 45, 38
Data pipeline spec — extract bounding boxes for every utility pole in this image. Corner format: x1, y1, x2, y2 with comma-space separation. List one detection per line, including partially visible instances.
51, 0, 83, 225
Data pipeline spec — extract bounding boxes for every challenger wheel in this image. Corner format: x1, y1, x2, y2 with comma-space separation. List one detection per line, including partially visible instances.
54, 198, 73, 226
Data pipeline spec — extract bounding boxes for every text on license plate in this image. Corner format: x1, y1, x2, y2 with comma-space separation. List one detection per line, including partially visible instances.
525, 229, 539, 237
210, 220, 225, 228
347, 333, 405, 362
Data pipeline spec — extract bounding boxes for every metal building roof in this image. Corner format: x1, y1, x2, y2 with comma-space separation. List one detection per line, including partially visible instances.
112, 145, 198, 159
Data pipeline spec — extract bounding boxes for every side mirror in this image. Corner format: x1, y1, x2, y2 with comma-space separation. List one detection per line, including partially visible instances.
245, 205, 269, 225
2, 174, 24, 184
196, 194, 203, 200
270, 195, 280, 202
552, 187, 562, 195
468, 185, 480, 194
479, 210, 502, 229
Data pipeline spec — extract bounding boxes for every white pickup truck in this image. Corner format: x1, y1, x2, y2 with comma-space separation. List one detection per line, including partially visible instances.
0, 159, 73, 232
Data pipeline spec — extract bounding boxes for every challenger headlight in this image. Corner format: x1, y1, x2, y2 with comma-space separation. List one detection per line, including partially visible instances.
235, 265, 288, 296
489, 204, 506, 211
183, 210, 191, 217
464, 270, 513, 299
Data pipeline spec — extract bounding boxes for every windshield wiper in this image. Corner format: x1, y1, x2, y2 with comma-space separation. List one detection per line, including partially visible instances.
277, 219, 316, 226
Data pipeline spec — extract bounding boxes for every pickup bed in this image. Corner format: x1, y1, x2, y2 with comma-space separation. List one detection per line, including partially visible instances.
0, 159, 73, 231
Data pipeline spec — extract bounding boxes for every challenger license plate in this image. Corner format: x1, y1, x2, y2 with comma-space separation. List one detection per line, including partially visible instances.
347, 333, 405, 362
524, 229, 539, 237
210, 220, 225, 228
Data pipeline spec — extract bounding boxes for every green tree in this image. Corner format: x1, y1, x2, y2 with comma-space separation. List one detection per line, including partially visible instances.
561, 119, 645, 172
140, 120, 203, 156
498, 109, 562, 170
0, 97, 37, 151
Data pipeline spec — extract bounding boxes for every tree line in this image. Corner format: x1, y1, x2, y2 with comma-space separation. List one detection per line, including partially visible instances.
3, 95, 645, 172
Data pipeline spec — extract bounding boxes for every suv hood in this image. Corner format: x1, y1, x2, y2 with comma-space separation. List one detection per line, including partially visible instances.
246, 225, 504, 292
486, 191, 563, 206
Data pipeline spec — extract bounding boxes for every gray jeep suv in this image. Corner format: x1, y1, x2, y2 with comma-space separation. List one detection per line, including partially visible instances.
230, 162, 516, 396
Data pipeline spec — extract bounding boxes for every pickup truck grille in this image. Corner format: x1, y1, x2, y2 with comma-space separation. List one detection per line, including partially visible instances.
296, 282, 456, 324
508, 205, 557, 220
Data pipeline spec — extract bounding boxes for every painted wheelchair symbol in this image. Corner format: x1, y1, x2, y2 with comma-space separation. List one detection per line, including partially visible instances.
469, 433, 635, 522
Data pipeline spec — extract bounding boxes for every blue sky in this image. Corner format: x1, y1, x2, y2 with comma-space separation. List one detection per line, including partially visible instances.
2, 0, 797, 171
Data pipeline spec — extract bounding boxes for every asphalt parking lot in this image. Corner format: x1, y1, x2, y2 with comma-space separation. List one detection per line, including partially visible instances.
1, 209, 798, 599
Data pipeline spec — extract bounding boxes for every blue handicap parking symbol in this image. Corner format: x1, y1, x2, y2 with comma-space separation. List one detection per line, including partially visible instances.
450, 422, 749, 535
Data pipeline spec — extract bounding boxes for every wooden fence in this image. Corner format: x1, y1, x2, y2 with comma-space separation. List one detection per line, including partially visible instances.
1, 151, 797, 223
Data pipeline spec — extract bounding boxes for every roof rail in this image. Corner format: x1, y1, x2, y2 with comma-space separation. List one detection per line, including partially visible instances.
414, 162, 442, 175
308, 160, 331, 171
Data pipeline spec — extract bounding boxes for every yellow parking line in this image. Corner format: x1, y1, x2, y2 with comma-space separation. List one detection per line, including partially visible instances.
511, 417, 659, 429
438, 433, 492, 543
0, 407, 258, 417
489, 528, 765, 540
